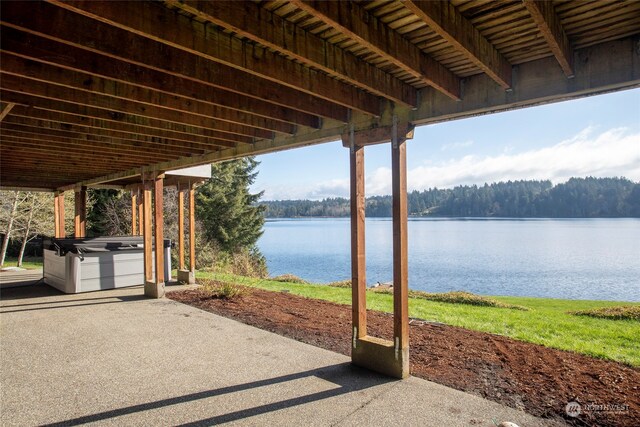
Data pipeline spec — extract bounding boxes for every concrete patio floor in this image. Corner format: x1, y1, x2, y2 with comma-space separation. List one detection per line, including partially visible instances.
0, 284, 560, 426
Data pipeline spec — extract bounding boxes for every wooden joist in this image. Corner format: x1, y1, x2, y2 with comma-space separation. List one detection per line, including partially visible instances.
403, 0, 512, 89
523, 0, 574, 77
4, 0, 371, 119
0, 75, 275, 140
168, 0, 417, 108
291, 0, 460, 100
2, 93, 256, 145
0, 53, 292, 136
1, 28, 322, 129
8, 105, 253, 146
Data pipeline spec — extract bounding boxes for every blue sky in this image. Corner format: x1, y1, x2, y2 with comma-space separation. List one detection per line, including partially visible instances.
252, 88, 640, 200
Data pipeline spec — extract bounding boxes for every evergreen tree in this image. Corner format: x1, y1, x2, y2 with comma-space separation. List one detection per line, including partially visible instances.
196, 157, 265, 252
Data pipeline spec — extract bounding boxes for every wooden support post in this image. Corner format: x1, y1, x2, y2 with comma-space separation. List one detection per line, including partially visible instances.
54, 191, 65, 238
350, 144, 367, 341
146, 175, 165, 298
131, 189, 137, 235
137, 187, 143, 236
74, 187, 86, 237
346, 118, 412, 379
79, 187, 86, 237
142, 182, 153, 285
391, 132, 409, 368
178, 184, 185, 270
189, 183, 196, 273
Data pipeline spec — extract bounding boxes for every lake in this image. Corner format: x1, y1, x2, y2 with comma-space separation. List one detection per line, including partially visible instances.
257, 218, 640, 302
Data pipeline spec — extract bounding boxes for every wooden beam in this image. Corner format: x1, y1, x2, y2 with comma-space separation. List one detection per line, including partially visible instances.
0, 102, 15, 121
178, 185, 185, 271
168, 0, 417, 108
2, 115, 222, 154
3, 1, 360, 120
53, 191, 60, 238
9, 105, 251, 147
189, 183, 196, 273
53, 191, 65, 238
350, 143, 367, 341
0, 53, 292, 136
1, 28, 321, 129
391, 134, 409, 354
291, 0, 460, 100
341, 124, 415, 148
143, 182, 153, 284
131, 190, 137, 236
153, 176, 165, 291
3, 94, 255, 145
79, 187, 87, 238
403, 0, 512, 90
137, 187, 143, 237
0, 75, 274, 140
2, 120, 210, 157
522, 0, 574, 78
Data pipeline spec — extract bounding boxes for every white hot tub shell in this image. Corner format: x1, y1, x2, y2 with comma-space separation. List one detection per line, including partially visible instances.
43, 237, 163, 294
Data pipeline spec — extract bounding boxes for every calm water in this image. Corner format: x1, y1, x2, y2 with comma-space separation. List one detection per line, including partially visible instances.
258, 218, 640, 301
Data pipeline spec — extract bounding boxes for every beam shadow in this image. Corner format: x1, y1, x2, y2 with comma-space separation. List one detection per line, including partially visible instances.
44, 363, 395, 426
0, 295, 148, 314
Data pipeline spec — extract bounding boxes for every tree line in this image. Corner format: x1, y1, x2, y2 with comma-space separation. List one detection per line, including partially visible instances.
261, 177, 640, 218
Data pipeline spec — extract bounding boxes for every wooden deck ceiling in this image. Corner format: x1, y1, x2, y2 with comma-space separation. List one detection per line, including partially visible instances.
1, 0, 639, 191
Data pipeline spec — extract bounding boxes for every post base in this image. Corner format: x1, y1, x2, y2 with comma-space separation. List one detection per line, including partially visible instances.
144, 281, 165, 298
177, 269, 195, 284
352, 335, 409, 379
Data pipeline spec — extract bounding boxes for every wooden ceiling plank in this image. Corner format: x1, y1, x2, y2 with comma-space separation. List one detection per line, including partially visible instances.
9, 105, 250, 146
41, 0, 378, 117
522, 0, 574, 78
0, 75, 275, 140
2, 117, 223, 153
0, 52, 294, 136
1, 128, 197, 159
1, 136, 178, 162
290, 0, 461, 100
9, 105, 249, 147
0, 2, 352, 122
403, 0, 512, 90
0, 27, 321, 129
166, 0, 417, 108
2, 93, 255, 144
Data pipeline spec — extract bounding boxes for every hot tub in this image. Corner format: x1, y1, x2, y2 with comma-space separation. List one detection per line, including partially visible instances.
43, 236, 167, 294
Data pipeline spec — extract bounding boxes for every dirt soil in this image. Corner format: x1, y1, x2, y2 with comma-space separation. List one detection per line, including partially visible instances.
167, 288, 639, 427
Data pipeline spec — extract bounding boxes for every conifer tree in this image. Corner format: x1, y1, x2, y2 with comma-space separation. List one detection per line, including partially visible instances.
196, 157, 265, 252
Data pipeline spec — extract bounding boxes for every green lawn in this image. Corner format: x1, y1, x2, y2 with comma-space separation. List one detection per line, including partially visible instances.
200, 271, 640, 367
1, 257, 43, 270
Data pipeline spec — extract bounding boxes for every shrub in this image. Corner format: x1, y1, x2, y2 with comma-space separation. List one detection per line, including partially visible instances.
569, 306, 640, 321
327, 279, 352, 288
199, 278, 248, 300
408, 290, 528, 310
271, 274, 308, 284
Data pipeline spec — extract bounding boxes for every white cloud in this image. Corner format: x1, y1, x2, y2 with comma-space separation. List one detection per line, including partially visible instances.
440, 139, 474, 151
259, 127, 640, 199
406, 127, 640, 191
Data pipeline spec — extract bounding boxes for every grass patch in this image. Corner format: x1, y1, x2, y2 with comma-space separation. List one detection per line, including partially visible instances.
199, 271, 640, 367
1, 257, 43, 270
198, 278, 248, 300
409, 290, 528, 310
569, 306, 640, 321
270, 274, 308, 284
326, 279, 352, 288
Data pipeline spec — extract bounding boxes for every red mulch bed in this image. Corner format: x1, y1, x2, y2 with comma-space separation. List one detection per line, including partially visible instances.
167, 288, 639, 427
